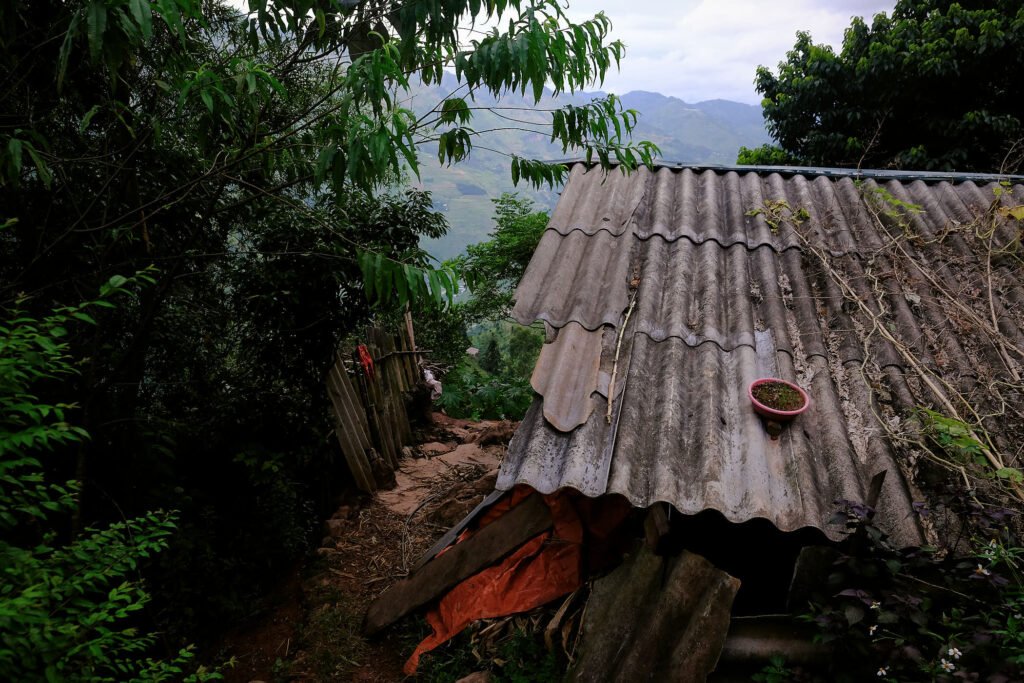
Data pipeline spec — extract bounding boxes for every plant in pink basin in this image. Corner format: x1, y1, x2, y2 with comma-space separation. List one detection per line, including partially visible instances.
748, 378, 809, 421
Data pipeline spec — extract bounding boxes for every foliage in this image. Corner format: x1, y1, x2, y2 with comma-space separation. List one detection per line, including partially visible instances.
0, 275, 217, 682
745, 198, 810, 235
435, 360, 534, 421
506, 324, 544, 379
427, 192, 547, 421
752, 655, 797, 683
411, 303, 472, 374
754, 0, 1024, 171
418, 627, 563, 683
0, 0, 655, 646
804, 497, 1024, 682
479, 336, 503, 375
457, 193, 550, 324
296, 599, 366, 681
433, 319, 542, 421
737, 144, 794, 166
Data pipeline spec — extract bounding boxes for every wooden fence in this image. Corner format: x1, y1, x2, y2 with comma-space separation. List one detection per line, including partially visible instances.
325, 321, 423, 492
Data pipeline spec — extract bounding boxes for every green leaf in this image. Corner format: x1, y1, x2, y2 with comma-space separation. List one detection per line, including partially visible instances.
80, 105, 100, 133
23, 143, 52, 189
72, 311, 98, 325
997, 467, 1024, 483
57, 12, 82, 89
128, 0, 152, 40
7, 138, 22, 174
87, 2, 107, 62
253, 68, 285, 94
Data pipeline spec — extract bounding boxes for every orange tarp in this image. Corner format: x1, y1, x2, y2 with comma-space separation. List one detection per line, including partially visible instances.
404, 486, 631, 674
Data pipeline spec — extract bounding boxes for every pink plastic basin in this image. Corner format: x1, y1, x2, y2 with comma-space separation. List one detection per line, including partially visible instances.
748, 378, 810, 421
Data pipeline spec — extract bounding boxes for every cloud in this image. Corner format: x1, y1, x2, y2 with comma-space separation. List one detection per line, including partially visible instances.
227, 0, 895, 104
560, 0, 896, 103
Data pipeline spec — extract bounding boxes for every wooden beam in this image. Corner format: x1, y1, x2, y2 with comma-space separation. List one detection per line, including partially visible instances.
363, 493, 552, 636
644, 502, 672, 555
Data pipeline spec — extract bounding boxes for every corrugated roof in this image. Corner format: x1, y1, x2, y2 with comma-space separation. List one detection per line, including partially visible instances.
500, 163, 1024, 545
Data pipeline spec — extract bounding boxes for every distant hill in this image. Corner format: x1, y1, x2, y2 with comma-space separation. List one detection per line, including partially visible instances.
409, 78, 772, 261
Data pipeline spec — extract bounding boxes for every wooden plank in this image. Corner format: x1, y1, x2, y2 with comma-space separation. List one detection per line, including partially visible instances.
333, 422, 375, 492
377, 332, 410, 449
391, 367, 412, 448
388, 329, 408, 392
396, 327, 414, 388
404, 309, 417, 358
326, 362, 367, 448
401, 329, 416, 389
363, 494, 553, 635
384, 331, 413, 447
413, 490, 506, 571
326, 363, 375, 492
644, 502, 672, 555
356, 345, 397, 472
369, 342, 400, 469
401, 326, 419, 395
379, 396, 400, 466
335, 353, 372, 449
329, 362, 371, 452
389, 335, 407, 392
384, 331, 406, 394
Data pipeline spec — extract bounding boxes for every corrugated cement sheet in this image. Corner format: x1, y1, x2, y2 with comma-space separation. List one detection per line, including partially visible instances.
500, 164, 1024, 546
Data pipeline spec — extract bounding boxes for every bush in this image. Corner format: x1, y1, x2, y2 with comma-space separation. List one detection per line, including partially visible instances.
435, 361, 534, 421
804, 496, 1024, 682
0, 275, 216, 681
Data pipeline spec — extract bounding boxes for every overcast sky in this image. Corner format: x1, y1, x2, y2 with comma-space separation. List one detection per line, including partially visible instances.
231, 1, 896, 104
548, 0, 896, 104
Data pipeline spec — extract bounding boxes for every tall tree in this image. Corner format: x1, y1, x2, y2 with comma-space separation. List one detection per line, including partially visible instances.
750, 0, 1024, 172
478, 335, 503, 375
457, 192, 550, 323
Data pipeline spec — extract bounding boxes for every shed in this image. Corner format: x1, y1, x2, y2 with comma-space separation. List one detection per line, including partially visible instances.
502, 162, 1024, 549
374, 162, 1024, 680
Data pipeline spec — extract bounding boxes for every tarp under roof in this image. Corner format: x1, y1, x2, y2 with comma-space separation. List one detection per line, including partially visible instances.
499, 163, 1024, 546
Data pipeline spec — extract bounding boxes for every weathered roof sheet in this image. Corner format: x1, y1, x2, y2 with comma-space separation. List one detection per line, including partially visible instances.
500, 163, 1024, 545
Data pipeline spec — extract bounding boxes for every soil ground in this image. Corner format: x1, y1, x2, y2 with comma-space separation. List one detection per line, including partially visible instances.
215, 414, 514, 682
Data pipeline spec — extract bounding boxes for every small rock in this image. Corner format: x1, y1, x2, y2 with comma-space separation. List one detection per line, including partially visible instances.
430, 498, 472, 527
468, 421, 515, 446
331, 505, 352, 520
401, 445, 414, 459
419, 441, 455, 457
472, 473, 497, 494
324, 519, 346, 538
320, 536, 335, 548
455, 673, 492, 683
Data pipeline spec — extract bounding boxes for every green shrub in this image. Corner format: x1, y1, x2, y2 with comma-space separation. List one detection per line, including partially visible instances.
0, 274, 216, 682
805, 496, 1024, 682
435, 361, 534, 421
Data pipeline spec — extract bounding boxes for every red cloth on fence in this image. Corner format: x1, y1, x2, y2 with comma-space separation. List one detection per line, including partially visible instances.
357, 345, 375, 379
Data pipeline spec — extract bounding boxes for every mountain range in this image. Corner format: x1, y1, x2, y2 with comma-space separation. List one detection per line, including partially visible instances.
408, 79, 773, 261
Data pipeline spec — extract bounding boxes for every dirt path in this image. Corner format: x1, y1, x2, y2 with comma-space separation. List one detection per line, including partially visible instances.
217, 414, 513, 682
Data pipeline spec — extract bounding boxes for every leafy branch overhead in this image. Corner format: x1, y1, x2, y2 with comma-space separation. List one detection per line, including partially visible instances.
0, 0, 659, 654
4, 0, 657, 309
